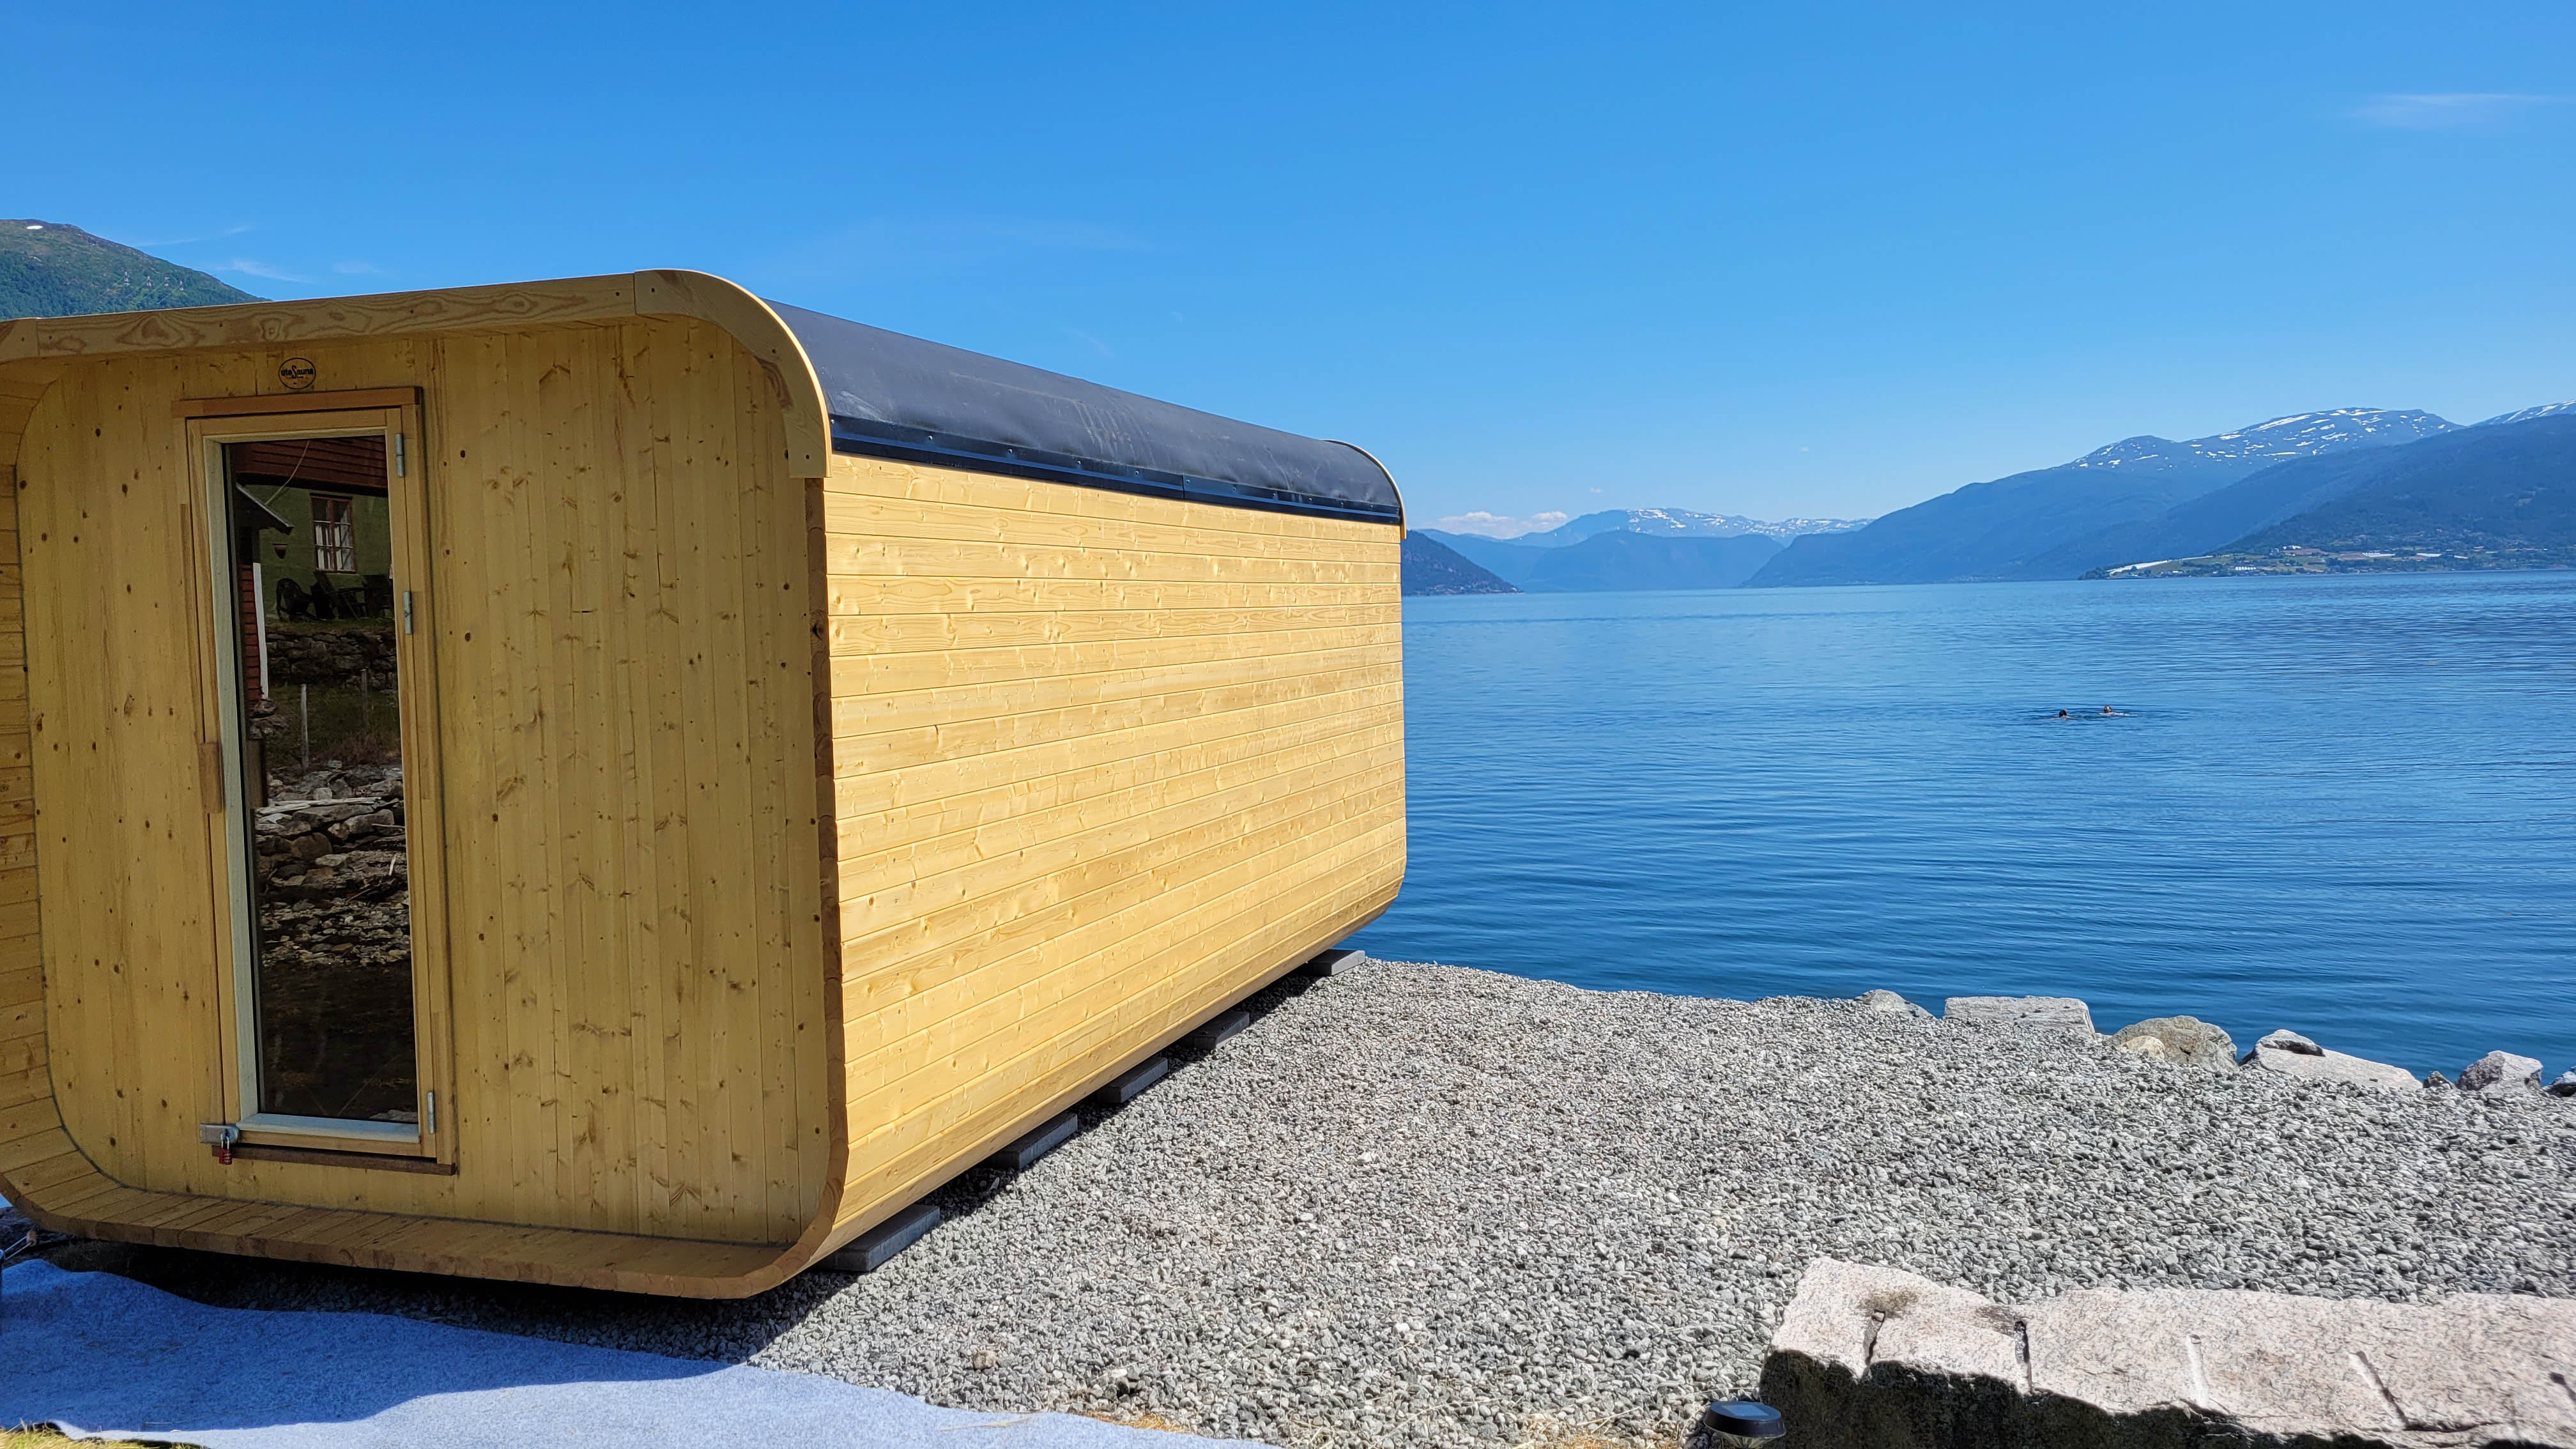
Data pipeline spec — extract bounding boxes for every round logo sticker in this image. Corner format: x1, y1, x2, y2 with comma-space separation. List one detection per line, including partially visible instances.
279, 357, 318, 392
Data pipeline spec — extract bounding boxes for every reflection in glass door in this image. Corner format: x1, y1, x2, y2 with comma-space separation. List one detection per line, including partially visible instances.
211, 431, 419, 1130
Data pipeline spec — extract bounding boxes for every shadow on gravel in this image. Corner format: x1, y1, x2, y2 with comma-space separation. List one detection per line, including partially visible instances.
912, 970, 1327, 1236
26, 970, 1337, 1369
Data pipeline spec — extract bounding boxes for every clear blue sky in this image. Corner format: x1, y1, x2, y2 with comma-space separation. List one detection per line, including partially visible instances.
15, 3, 2572, 530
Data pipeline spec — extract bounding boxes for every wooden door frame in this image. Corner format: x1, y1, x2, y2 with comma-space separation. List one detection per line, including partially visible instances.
180, 391, 457, 1164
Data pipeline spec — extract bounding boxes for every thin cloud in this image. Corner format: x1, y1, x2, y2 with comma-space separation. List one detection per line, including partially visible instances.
213, 257, 310, 283
1432, 510, 1569, 539
132, 222, 256, 247
2350, 93, 2566, 130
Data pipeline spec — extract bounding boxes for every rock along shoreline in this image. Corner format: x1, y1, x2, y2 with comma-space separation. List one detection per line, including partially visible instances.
33, 958, 2576, 1448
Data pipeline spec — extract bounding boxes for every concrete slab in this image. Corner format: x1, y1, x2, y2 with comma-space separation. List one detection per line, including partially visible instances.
1300, 947, 1364, 977
2243, 1041, 2421, 1092
1943, 995, 2096, 1034
1183, 1009, 1251, 1052
1761, 1257, 2576, 1448
1092, 1055, 1170, 1107
824, 1200, 942, 1273
988, 1111, 1080, 1172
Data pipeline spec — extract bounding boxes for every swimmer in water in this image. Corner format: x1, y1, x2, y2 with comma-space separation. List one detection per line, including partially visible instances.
2057, 709, 2071, 718
2101, 705, 2124, 716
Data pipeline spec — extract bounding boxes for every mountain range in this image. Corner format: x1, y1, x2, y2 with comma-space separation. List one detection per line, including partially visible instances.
1418, 405, 2573, 594
1400, 533, 1519, 594
1518, 507, 1868, 546
1413, 508, 1862, 593
1747, 408, 2460, 586
2221, 413, 2576, 561
1, 220, 257, 318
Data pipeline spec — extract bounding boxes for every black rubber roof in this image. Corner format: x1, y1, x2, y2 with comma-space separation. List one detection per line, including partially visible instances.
770, 302, 1401, 526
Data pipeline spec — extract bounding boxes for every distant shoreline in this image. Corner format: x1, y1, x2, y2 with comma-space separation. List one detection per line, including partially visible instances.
2086, 549, 2576, 580
1397, 561, 2576, 594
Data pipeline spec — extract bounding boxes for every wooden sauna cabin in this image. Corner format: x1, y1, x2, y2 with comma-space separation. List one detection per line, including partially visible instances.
0, 272, 1406, 1296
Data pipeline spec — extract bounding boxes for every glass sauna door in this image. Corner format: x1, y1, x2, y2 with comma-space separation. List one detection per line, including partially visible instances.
198, 406, 445, 1154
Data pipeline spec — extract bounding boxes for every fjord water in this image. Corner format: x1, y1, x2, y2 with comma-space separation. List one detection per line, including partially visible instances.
1350, 573, 2576, 1077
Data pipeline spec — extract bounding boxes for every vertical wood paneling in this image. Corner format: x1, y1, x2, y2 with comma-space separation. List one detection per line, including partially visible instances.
6, 319, 827, 1248
419, 318, 827, 1243
0, 423, 59, 1181
20, 356, 227, 1192
605, 321, 671, 1230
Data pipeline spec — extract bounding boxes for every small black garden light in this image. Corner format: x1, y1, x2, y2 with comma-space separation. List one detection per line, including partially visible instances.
1699, 1399, 1786, 1445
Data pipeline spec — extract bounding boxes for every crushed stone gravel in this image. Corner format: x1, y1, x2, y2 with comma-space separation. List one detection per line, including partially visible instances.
47, 959, 2576, 1448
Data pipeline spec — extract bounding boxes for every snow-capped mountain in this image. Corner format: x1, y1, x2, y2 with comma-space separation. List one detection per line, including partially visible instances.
1751, 407, 2463, 588
2068, 409, 2456, 471
1520, 507, 1870, 547
2478, 401, 2576, 427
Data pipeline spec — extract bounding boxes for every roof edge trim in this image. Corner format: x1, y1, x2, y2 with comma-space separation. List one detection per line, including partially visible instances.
1322, 439, 1406, 532
829, 417, 1404, 526
632, 271, 829, 476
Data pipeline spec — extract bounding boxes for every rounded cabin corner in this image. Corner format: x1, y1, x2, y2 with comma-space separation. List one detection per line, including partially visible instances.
630, 270, 831, 477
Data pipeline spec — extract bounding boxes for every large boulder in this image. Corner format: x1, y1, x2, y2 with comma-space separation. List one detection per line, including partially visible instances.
2107, 1016, 2235, 1070
2457, 1051, 2543, 1096
1943, 996, 2095, 1034
1759, 1257, 2576, 1448
2240, 1032, 2419, 1093
1858, 989, 1934, 1020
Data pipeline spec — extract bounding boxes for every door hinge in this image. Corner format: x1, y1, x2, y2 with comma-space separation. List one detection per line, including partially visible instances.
401, 590, 416, 635
199, 1122, 240, 1165
394, 432, 407, 477
424, 1090, 437, 1136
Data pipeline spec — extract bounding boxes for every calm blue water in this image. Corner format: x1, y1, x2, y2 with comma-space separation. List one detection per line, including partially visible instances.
1350, 572, 2576, 1078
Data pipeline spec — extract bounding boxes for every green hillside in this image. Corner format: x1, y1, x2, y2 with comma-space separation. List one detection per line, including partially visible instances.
0, 220, 260, 319
2021, 447, 2425, 579
1747, 410, 2455, 586
2225, 413, 2576, 560
1400, 533, 1519, 595
2092, 414, 2576, 577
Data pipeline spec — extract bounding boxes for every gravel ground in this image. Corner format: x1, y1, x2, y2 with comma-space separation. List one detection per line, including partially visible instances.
45, 959, 2576, 1448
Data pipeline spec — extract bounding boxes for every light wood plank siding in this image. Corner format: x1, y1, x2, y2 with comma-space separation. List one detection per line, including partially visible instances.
0, 275, 1404, 1294
4, 316, 828, 1250
815, 454, 1405, 1243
